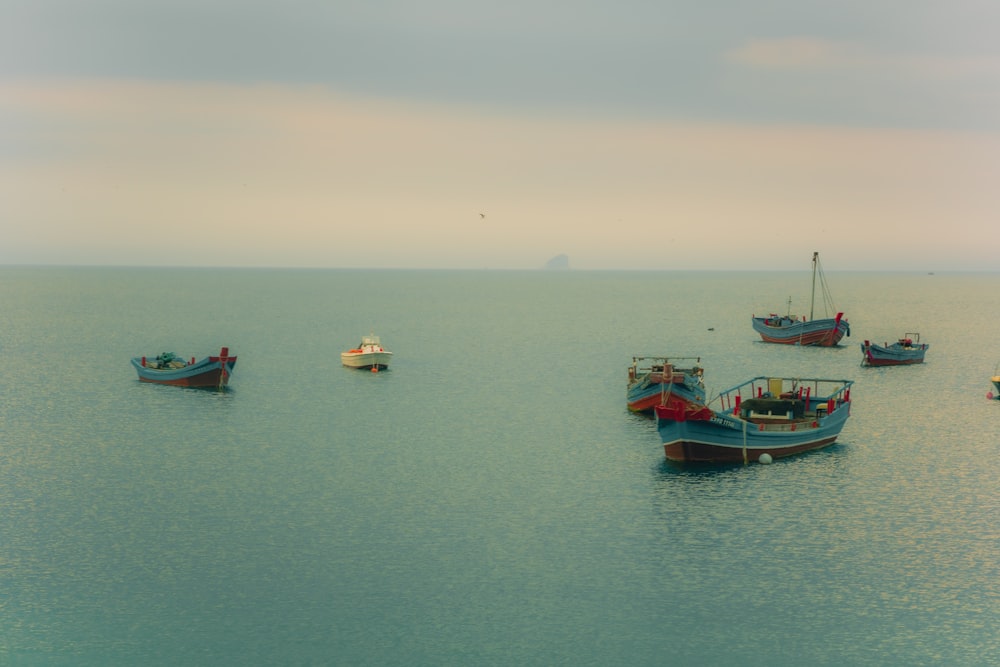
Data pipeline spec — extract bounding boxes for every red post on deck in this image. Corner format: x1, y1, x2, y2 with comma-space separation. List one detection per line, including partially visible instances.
141, 356, 146, 367
219, 347, 229, 361
734, 394, 741, 415
827, 398, 835, 414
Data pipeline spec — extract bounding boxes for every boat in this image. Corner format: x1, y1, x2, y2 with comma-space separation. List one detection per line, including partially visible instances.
627, 356, 706, 414
131, 347, 236, 388
861, 333, 928, 366
655, 375, 854, 463
752, 252, 850, 346
989, 364, 1000, 400
341, 334, 392, 371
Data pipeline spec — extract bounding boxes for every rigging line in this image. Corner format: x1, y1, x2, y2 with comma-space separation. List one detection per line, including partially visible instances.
815, 254, 838, 317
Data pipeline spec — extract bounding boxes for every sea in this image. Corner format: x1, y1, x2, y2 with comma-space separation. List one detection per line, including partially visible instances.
1, 267, 998, 667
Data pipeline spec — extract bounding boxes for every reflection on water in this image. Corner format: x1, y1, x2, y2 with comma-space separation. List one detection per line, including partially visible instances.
2, 268, 998, 667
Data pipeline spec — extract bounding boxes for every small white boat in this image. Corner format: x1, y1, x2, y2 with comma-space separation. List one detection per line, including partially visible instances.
341, 334, 392, 371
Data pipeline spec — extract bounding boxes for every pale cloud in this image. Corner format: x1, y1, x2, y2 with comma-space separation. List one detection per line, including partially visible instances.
721, 36, 1000, 130
2, 79, 998, 270
726, 38, 868, 71
727, 36, 1000, 82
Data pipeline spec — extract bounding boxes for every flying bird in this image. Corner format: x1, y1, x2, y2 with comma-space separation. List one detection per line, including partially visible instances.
479, 212, 486, 219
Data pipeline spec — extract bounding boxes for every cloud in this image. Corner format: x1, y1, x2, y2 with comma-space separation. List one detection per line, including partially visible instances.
2, 79, 998, 270
726, 38, 866, 71
727, 36, 1000, 82
720, 36, 1000, 130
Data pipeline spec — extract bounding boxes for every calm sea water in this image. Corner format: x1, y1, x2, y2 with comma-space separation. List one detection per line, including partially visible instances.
1, 267, 998, 666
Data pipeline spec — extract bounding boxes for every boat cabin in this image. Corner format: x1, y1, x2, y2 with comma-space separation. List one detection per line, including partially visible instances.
739, 397, 806, 422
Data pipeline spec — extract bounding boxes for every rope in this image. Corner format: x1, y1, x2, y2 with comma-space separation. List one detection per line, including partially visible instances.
742, 418, 748, 465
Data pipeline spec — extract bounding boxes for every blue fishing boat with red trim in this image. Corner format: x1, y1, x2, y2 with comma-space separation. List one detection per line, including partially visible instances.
627, 356, 705, 414
131, 347, 236, 388
861, 333, 928, 366
655, 375, 854, 464
752, 252, 850, 346
989, 364, 1000, 400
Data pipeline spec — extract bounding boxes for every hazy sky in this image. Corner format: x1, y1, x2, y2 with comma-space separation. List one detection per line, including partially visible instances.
3, 1, 998, 270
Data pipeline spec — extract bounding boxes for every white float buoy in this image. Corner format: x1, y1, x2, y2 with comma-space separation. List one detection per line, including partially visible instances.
758, 453, 773, 464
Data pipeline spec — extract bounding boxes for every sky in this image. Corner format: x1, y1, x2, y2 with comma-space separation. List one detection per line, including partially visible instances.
2, 1, 998, 270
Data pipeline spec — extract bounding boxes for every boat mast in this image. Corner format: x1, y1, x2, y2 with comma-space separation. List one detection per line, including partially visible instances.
809, 251, 818, 321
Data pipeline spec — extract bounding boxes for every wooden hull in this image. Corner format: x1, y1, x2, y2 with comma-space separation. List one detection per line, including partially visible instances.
627, 375, 705, 414
663, 435, 841, 463
628, 388, 700, 414
752, 314, 849, 347
656, 404, 850, 463
131, 352, 236, 388
861, 340, 928, 366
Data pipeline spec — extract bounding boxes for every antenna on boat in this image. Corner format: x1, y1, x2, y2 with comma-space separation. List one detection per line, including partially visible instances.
810, 251, 818, 321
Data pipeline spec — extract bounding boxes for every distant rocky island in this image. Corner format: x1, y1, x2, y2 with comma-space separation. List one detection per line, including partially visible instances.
544, 254, 569, 270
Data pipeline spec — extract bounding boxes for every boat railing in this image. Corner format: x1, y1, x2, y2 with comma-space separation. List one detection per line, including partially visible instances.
631, 355, 701, 369
713, 376, 853, 415
629, 356, 703, 386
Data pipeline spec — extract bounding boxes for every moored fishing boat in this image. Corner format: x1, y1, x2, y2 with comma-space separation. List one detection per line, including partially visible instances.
861, 333, 928, 366
341, 334, 392, 371
131, 347, 236, 388
655, 375, 854, 463
989, 364, 1000, 400
752, 252, 850, 346
627, 356, 705, 414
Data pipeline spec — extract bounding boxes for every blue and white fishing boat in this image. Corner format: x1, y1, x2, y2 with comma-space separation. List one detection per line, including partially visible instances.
655, 375, 854, 464
861, 333, 928, 366
752, 252, 850, 346
131, 347, 236, 388
627, 356, 705, 414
